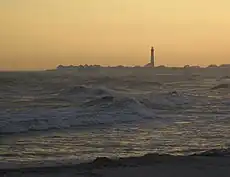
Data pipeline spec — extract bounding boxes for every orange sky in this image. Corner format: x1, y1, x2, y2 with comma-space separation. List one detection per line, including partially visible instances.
1, 0, 230, 70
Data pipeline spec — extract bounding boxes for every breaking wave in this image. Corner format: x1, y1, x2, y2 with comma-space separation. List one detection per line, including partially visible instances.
0, 84, 196, 134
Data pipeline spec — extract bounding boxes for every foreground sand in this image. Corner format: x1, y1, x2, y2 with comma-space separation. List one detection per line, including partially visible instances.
1, 152, 230, 177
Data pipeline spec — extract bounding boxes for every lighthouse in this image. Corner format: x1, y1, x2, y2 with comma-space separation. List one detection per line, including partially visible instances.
144, 46, 156, 67
151, 47, 155, 67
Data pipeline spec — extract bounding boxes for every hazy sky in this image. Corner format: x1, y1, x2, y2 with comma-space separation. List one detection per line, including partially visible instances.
1, 0, 230, 70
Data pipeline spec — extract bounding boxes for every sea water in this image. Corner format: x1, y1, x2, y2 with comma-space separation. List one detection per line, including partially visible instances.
1, 68, 230, 168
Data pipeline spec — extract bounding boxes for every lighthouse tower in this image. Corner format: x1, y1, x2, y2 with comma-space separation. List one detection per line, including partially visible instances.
151, 47, 155, 67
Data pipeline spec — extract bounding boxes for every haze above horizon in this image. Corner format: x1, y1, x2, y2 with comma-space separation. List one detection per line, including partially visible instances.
1, 0, 230, 70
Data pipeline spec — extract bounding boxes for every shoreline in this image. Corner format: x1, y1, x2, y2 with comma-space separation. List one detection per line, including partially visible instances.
1, 149, 230, 176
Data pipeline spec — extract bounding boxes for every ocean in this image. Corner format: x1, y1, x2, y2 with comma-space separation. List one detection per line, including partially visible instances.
1, 67, 230, 169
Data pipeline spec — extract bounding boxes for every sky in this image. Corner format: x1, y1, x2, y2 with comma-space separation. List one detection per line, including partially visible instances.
0, 0, 230, 70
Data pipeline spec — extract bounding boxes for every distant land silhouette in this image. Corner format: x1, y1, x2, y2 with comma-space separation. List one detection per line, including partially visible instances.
54, 47, 230, 71
54, 64, 230, 71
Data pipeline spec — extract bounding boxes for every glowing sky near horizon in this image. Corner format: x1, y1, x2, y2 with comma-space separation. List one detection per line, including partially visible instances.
1, 0, 230, 70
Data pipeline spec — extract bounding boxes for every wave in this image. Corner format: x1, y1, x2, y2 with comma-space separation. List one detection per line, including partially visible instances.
191, 148, 230, 157
1, 148, 230, 172
217, 76, 230, 81
82, 95, 115, 107
60, 85, 111, 96
211, 83, 230, 90
0, 89, 197, 134
0, 77, 17, 85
